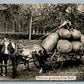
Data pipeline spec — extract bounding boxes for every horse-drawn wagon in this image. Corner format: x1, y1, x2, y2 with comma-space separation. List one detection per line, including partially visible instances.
0, 20, 84, 79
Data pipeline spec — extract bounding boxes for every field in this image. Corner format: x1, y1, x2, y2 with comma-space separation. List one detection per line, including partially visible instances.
0, 39, 84, 81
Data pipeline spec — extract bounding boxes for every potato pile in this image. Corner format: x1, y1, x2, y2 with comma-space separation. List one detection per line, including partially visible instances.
41, 28, 84, 54
57, 40, 72, 53
42, 33, 59, 52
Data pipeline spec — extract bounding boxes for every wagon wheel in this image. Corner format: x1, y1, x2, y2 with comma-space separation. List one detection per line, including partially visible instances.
51, 56, 60, 71
51, 54, 64, 71
51, 61, 64, 71
51, 61, 59, 71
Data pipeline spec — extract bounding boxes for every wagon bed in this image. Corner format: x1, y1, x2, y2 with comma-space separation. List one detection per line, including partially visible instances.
46, 50, 84, 70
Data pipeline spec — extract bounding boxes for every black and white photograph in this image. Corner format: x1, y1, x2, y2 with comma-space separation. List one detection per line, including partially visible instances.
0, 3, 84, 81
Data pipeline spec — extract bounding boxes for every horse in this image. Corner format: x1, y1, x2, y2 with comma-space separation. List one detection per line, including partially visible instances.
0, 38, 10, 76
18, 45, 48, 73
0, 38, 23, 77
0, 37, 19, 77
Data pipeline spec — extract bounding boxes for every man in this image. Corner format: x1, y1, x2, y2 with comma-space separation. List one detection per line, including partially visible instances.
59, 20, 73, 31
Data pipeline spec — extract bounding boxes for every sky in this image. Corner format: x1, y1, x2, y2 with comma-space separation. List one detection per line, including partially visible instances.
0, 0, 84, 3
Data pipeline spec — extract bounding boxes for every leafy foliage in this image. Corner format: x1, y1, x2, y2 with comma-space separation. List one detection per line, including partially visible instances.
0, 4, 84, 34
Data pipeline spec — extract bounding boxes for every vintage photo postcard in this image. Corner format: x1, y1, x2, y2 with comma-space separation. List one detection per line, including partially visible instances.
0, 3, 84, 81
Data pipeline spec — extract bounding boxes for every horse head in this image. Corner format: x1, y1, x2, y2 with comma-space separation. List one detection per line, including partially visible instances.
2, 38, 17, 55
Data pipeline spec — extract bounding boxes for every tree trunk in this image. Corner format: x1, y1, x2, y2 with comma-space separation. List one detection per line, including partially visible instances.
29, 16, 32, 40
